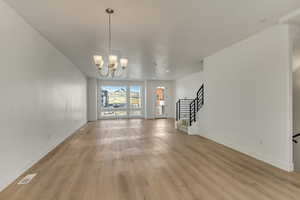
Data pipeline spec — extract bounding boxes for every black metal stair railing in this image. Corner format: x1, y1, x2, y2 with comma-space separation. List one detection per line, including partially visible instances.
196, 84, 204, 111
189, 100, 196, 125
293, 133, 300, 143
176, 84, 204, 126
176, 99, 194, 121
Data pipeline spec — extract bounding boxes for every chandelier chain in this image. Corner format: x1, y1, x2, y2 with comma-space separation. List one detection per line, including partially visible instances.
108, 12, 111, 54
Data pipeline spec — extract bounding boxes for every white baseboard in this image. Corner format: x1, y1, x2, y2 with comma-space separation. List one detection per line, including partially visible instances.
188, 131, 198, 136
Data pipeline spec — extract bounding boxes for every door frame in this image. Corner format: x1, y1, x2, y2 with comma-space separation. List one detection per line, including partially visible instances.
154, 86, 168, 119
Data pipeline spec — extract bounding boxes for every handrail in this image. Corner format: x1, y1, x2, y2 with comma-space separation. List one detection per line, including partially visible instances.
176, 99, 194, 121
189, 100, 196, 126
176, 84, 204, 126
293, 133, 300, 143
189, 84, 204, 125
293, 133, 300, 138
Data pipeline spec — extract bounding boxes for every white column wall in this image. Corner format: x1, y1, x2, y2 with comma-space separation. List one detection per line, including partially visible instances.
175, 25, 293, 171
87, 78, 98, 121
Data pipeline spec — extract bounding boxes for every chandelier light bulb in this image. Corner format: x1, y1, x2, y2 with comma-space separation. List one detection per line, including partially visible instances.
120, 58, 128, 68
98, 60, 104, 69
94, 55, 103, 65
109, 55, 118, 65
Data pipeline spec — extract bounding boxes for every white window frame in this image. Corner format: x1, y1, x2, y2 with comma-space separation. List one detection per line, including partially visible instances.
98, 81, 145, 119
129, 85, 144, 117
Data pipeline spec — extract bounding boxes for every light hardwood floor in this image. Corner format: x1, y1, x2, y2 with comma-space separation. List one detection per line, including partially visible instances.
2, 119, 300, 200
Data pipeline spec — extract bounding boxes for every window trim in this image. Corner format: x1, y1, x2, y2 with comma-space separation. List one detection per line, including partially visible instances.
98, 81, 144, 119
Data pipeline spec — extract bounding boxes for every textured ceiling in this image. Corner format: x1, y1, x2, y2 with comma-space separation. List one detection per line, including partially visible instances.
4, 0, 300, 80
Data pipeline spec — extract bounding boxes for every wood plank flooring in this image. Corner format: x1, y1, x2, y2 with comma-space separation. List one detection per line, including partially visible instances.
2, 119, 300, 200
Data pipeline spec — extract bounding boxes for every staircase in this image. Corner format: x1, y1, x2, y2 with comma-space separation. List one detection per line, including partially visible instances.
176, 84, 204, 128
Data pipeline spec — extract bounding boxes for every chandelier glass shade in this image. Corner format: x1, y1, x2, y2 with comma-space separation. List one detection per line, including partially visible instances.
93, 8, 128, 78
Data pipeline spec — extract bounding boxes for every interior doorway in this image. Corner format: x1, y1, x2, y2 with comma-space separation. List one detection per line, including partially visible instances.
155, 87, 167, 118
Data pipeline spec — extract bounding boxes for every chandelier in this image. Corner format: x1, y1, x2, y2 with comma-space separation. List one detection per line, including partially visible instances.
93, 8, 128, 77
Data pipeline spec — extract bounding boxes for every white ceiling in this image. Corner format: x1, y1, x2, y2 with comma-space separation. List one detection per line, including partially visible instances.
4, 0, 300, 80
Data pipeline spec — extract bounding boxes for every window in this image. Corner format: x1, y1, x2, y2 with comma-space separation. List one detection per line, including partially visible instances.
130, 86, 142, 109
100, 84, 143, 118
102, 111, 127, 117
101, 86, 127, 109
130, 110, 142, 116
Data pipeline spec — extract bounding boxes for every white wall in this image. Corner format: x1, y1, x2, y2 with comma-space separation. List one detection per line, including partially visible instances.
291, 25, 300, 171
293, 66, 300, 171
291, 25, 300, 134
175, 71, 203, 100
0, 0, 87, 191
176, 25, 293, 171
87, 78, 98, 121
